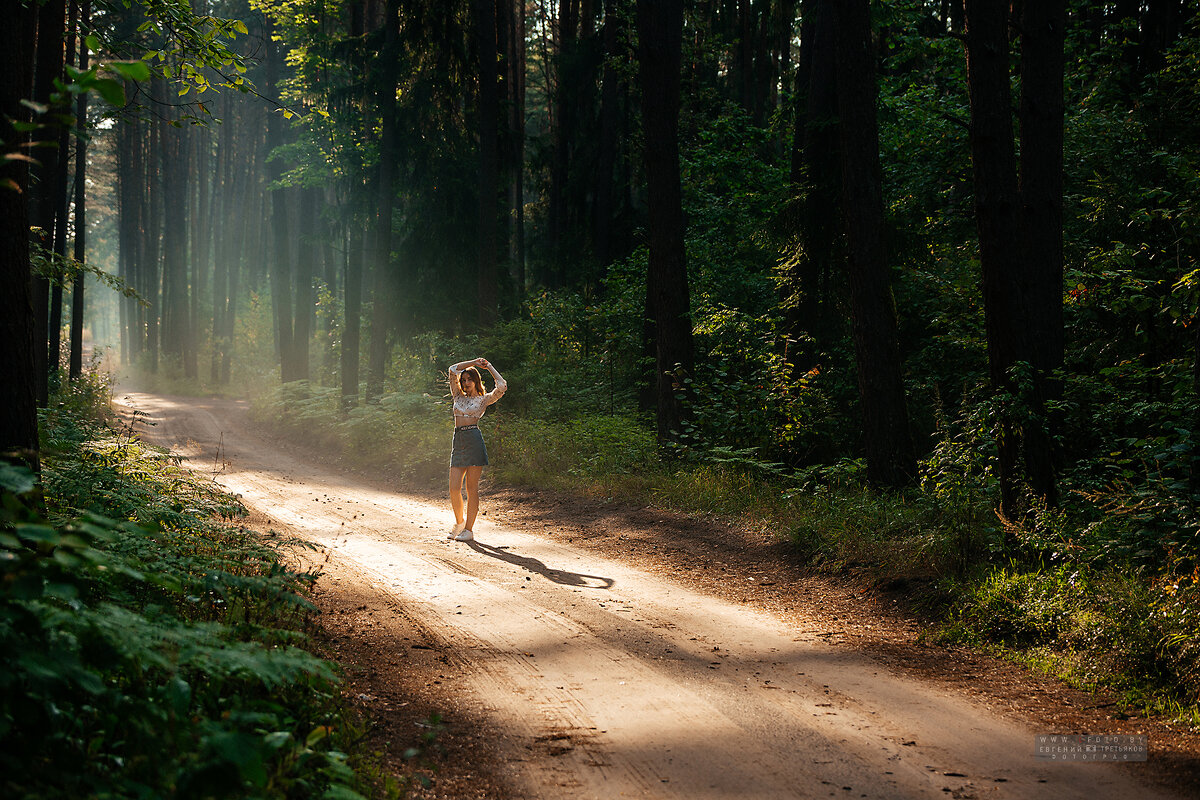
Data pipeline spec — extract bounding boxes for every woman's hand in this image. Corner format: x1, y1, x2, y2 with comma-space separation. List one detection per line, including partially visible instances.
475, 357, 490, 369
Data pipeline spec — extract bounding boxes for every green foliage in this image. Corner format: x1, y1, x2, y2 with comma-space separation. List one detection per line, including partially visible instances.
2, 391, 371, 798
672, 309, 836, 469
943, 565, 1200, 713
252, 381, 449, 487
491, 414, 657, 487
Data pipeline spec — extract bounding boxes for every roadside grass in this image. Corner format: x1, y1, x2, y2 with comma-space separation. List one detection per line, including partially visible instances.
3, 373, 425, 799
250, 388, 1200, 727
937, 564, 1200, 726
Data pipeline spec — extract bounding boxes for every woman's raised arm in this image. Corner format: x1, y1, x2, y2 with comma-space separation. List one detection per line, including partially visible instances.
479, 358, 507, 402
448, 359, 476, 396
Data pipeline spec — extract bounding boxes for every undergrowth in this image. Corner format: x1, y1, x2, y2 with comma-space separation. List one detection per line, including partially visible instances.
2, 373, 396, 799
939, 564, 1200, 725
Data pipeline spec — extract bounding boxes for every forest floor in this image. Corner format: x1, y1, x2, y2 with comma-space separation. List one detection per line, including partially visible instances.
114, 391, 1200, 800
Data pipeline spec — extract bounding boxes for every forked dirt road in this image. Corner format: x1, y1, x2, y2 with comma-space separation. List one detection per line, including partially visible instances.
118, 391, 1190, 799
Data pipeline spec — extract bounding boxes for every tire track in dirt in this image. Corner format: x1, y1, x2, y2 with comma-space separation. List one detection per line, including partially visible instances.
118, 392, 1184, 800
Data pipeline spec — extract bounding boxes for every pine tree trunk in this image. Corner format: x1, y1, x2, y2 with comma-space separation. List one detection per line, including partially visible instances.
832, 0, 916, 487
1017, 0, 1065, 505
367, 0, 400, 397
507, 0, 526, 296
594, 0, 625, 270
187, 129, 207, 381
117, 115, 143, 365
636, 0, 693, 444
68, 0, 90, 382
548, 0, 579, 286
265, 25, 295, 382
342, 225, 364, 409
31, 0, 67, 406
788, 0, 841, 352
160, 112, 191, 368
473, 0, 500, 324
144, 87, 162, 374
965, 0, 1028, 512
293, 188, 317, 381
211, 91, 232, 385
0, 0, 40, 462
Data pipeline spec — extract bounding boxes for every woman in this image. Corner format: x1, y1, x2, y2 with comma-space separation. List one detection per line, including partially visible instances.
447, 357, 507, 541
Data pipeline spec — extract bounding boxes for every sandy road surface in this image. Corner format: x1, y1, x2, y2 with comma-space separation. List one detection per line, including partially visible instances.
117, 391, 1181, 800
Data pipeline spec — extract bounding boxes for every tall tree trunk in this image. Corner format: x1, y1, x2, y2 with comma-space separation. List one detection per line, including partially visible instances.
0, 0, 40, 462
265, 25, 295, 382
144, 86, 161, 374
832, 0, 915, 487
293, 188, 317, 380
210, 91, 232, 384
48, 1, 78, 394
159, 112, 190, 367
68, 0, 90, 382
1017, 0, 1065, 505
342, 223, 364, 409
368, 0, 399, 398
788, 0, 840, 353
31, 0, 67, 406
473, 0, 500, 324
965, 0, 1028, 512
1192, 316, 1200, 494
506, 0, 526, 296
594, 0, 625, 270
221, 158, 246, 386
548, 0, 579, 285
186, 127, 207, 380
117, 114, 144, 365
637, 0, 693, 444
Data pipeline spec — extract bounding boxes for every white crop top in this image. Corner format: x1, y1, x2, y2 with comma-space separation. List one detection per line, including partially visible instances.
450, 369, 506, 422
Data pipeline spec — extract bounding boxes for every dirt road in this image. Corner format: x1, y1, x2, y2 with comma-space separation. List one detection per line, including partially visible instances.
118, 391, 1184, 799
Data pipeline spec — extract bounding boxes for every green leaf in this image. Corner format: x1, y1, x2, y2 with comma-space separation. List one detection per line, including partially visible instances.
85, 34, 101, 53
52, 549, 84, 568
209, 731, 268, 786
110, 60, 152, 82
92, 78, 125, 107
166, 676, 191, 714
45, 581, 79, 601
263, 730, 293, 752
15, 524, 60, 545
0, 463, 35, 494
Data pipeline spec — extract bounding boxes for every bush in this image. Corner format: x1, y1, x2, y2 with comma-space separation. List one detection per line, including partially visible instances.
944, 565, 1200, 714
491, 414, 656, 488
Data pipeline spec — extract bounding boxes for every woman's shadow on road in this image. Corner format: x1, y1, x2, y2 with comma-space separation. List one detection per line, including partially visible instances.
467, 541, 614, 589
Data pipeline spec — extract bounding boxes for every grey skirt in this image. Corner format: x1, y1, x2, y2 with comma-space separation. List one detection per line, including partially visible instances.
450, 425, 489, 467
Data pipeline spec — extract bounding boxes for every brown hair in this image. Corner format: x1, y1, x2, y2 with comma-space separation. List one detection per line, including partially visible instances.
458, 366, 485, 394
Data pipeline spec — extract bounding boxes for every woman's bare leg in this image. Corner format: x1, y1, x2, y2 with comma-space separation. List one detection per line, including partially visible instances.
463, 466, 484, 530
448, 467, 467, 526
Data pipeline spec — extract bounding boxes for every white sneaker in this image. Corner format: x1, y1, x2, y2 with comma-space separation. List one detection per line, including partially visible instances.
454, 529, 474, 542
448, 521, 465, 539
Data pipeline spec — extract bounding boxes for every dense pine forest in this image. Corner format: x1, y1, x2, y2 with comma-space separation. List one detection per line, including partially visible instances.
4, 0, 1200, 796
